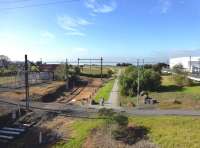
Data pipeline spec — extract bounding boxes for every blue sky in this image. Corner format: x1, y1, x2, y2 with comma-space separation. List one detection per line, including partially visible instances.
0, 0, 200, 62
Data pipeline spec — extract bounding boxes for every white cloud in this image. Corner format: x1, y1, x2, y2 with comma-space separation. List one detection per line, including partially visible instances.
159, 0, 171, 14
40, 31, 55, 39
39, 31, 55, 44
57, 16, 91, 36
85, 0, 117, 13
65, 32, 86, 36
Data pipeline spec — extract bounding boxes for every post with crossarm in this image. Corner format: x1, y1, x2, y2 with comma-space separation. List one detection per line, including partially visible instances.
25, 54, 29, 110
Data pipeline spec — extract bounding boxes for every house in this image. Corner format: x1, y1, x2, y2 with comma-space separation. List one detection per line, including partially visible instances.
169, 56, 200, 73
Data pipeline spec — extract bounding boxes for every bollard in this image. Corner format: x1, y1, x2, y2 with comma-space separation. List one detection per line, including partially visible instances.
39, 132, 42, 144
18, 104, 21, 117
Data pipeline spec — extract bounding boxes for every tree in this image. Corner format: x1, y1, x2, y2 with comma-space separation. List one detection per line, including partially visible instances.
54, 64, 65, 80
172, 64, 184, 74
120, 66, 161, 96
116, 63, 132, 67
143, 63, 169, 73
0, 55, 10, 68
172, 64, 193, 87
31, 65, 39, 72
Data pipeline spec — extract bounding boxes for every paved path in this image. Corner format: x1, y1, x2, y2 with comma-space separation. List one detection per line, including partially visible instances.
107, 69, 121, 108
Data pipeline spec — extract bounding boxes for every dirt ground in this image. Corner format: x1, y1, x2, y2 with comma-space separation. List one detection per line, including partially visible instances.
36, 77, 104, 104
69, 77, 103, 104
0, 77, 104, 105
0, 81, 66, 102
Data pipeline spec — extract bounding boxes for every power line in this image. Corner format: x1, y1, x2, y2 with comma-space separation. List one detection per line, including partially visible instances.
0, 0, 80, 11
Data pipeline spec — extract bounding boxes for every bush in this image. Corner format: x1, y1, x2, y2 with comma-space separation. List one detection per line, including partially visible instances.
120, 66, 161, 96
113, 114, 128, 127
98, 108, 115, 117
107, 69, 114, 77
111, 114, 149, 145
112, 126, 149, 145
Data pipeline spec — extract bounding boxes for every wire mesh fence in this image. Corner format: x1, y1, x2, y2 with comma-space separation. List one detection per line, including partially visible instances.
0, 71, 54, 89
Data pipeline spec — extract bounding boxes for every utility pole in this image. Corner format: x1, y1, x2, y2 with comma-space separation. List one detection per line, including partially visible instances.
137, 59, 140, 106
142, 59, 144, 70
90, 58, 91, 74
65, 58, 69, 90
77, 58, 80, 67
199, 58, 200, 75
25, 54, 29, 110
189, 56, 192, 72
101, 57, 103, 80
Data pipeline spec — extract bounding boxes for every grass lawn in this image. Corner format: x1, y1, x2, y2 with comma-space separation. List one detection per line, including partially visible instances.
130, 116, 200, 148
151, 75, 200, 109
95, 79, 115, 102
120, 75, 200, 109
161, 75, 200, 95
54, 116, 200, 148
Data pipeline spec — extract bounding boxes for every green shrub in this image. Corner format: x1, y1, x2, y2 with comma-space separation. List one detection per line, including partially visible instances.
107, 69, 114, 77
113, 114, 128, 127
98, 108, 115, 117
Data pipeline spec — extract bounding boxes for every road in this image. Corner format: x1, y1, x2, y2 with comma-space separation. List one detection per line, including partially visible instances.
107, 69, 121, 108
1, 98, 200, 116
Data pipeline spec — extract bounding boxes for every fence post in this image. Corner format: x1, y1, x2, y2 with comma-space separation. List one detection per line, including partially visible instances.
25, 54, 29, 110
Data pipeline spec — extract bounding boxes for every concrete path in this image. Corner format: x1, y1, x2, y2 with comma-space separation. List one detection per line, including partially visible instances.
107, 69, 121, 108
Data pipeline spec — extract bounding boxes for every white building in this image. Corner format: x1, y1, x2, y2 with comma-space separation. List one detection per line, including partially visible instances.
169, 56, 200, 73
